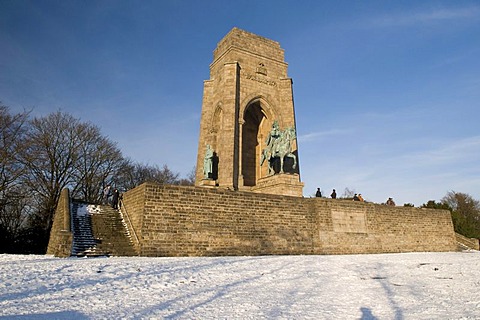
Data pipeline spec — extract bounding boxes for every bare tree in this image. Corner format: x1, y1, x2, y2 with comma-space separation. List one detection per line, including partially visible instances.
176, 166, 196, 186
0, 105, 29, 196
18, 112, 84, 244
1, 106, 194, 252
0, 105, 31, 252
116, 162, 181, 190
0, 187, 32, 252
341, 187, 356, 199
133, 163, 179, 185
114, 159, 137, 191
70, 123, 124, 202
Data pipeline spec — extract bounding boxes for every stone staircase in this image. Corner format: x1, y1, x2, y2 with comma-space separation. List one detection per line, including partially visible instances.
455, 232, 480, 252
71, 201, 137, 257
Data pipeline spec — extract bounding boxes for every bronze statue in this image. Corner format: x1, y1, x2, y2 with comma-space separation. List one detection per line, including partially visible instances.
260, 121, 297, 175
203, 144, 214, 179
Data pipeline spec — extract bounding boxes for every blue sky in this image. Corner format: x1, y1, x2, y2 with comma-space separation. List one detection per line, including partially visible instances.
1, 0, 479, 205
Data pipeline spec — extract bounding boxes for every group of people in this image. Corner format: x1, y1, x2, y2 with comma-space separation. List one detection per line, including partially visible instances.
315, 188, 396, 206
353, 193, 364, 202
315, 188, 337, 199
102, 185, 121, 209
386, 197, 396, 206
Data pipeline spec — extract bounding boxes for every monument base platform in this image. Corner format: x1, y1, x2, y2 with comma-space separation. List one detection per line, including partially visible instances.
251, 174, 304, 197
200, 179, 217, 188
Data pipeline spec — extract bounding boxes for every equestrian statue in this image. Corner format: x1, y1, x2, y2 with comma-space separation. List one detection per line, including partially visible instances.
260, 120, 297, 175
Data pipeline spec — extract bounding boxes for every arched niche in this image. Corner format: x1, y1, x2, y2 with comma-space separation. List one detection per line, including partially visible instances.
241, 98, 276, 186
207, 103, 223, 181
210, 104, 223, 151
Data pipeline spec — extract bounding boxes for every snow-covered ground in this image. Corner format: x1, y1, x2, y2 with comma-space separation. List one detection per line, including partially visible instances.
1, 252, 479, 319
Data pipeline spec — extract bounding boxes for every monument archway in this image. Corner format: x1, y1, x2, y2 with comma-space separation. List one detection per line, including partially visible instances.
241, 99, 273, 186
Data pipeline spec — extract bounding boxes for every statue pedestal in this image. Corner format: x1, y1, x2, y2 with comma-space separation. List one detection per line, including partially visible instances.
251, 174, 304, 197
200, 179, 217, 188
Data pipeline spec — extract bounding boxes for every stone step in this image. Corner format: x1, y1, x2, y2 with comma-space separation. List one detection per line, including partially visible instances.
70, 201, 136, 257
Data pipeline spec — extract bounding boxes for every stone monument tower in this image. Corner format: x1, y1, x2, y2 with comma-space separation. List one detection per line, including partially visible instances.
195, 28, 303, 197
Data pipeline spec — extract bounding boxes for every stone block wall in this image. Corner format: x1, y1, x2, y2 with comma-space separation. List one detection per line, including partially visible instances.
123, 183, 314, 256
313, 199, 457, 254
213, 28, 285, 70
121, 183, 458, 257
46, 188, 72, 257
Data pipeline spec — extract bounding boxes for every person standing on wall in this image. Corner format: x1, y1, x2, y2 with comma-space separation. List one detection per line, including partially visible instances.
331, 189, 337, 199
316, 188, 322, 197
111, 188, 120, 210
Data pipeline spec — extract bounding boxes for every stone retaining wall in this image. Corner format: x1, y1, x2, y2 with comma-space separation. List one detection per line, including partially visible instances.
121, 183, 457, 256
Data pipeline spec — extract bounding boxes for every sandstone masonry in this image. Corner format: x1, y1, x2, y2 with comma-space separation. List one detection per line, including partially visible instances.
195, 28, 303, 196
47, 188, 72, 257
119, 183, 458, 256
